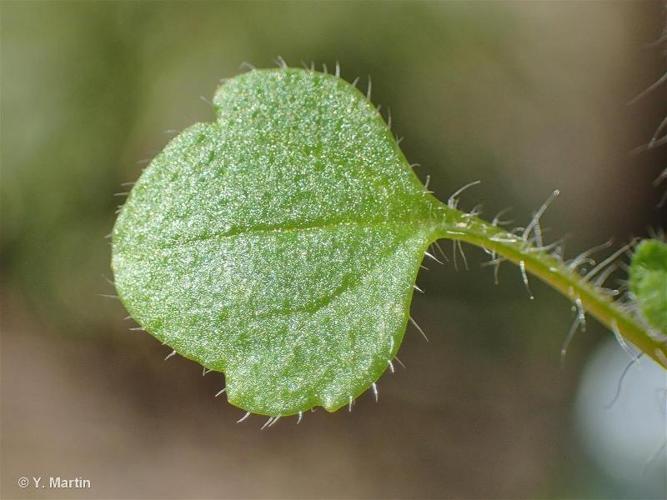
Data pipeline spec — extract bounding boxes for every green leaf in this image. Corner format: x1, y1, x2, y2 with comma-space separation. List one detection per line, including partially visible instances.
112, 69, 445, 416
630, 239, 667, 334
114, 68, 667, 418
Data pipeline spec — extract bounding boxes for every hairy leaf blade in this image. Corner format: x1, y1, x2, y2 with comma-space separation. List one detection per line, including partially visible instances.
630, 239, 667, 334
112, 69, 444, 416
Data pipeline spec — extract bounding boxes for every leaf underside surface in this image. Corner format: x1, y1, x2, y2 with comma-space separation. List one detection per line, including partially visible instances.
630, 239, 667, 334
112, 69, 446, 416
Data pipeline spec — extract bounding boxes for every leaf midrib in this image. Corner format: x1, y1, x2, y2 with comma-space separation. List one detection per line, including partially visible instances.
116, 213, 441, 252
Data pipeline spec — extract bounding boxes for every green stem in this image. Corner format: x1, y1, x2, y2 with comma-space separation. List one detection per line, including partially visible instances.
435, 212, 667, 369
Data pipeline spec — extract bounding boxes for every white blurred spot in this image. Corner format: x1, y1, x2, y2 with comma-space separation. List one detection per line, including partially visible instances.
575, 339, 666, 496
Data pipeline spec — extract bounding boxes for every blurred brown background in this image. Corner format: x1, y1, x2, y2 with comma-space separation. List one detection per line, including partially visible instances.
1, 1, 666, 499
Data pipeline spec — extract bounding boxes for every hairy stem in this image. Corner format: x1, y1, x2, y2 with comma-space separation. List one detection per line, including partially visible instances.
435, 212, 667, 369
